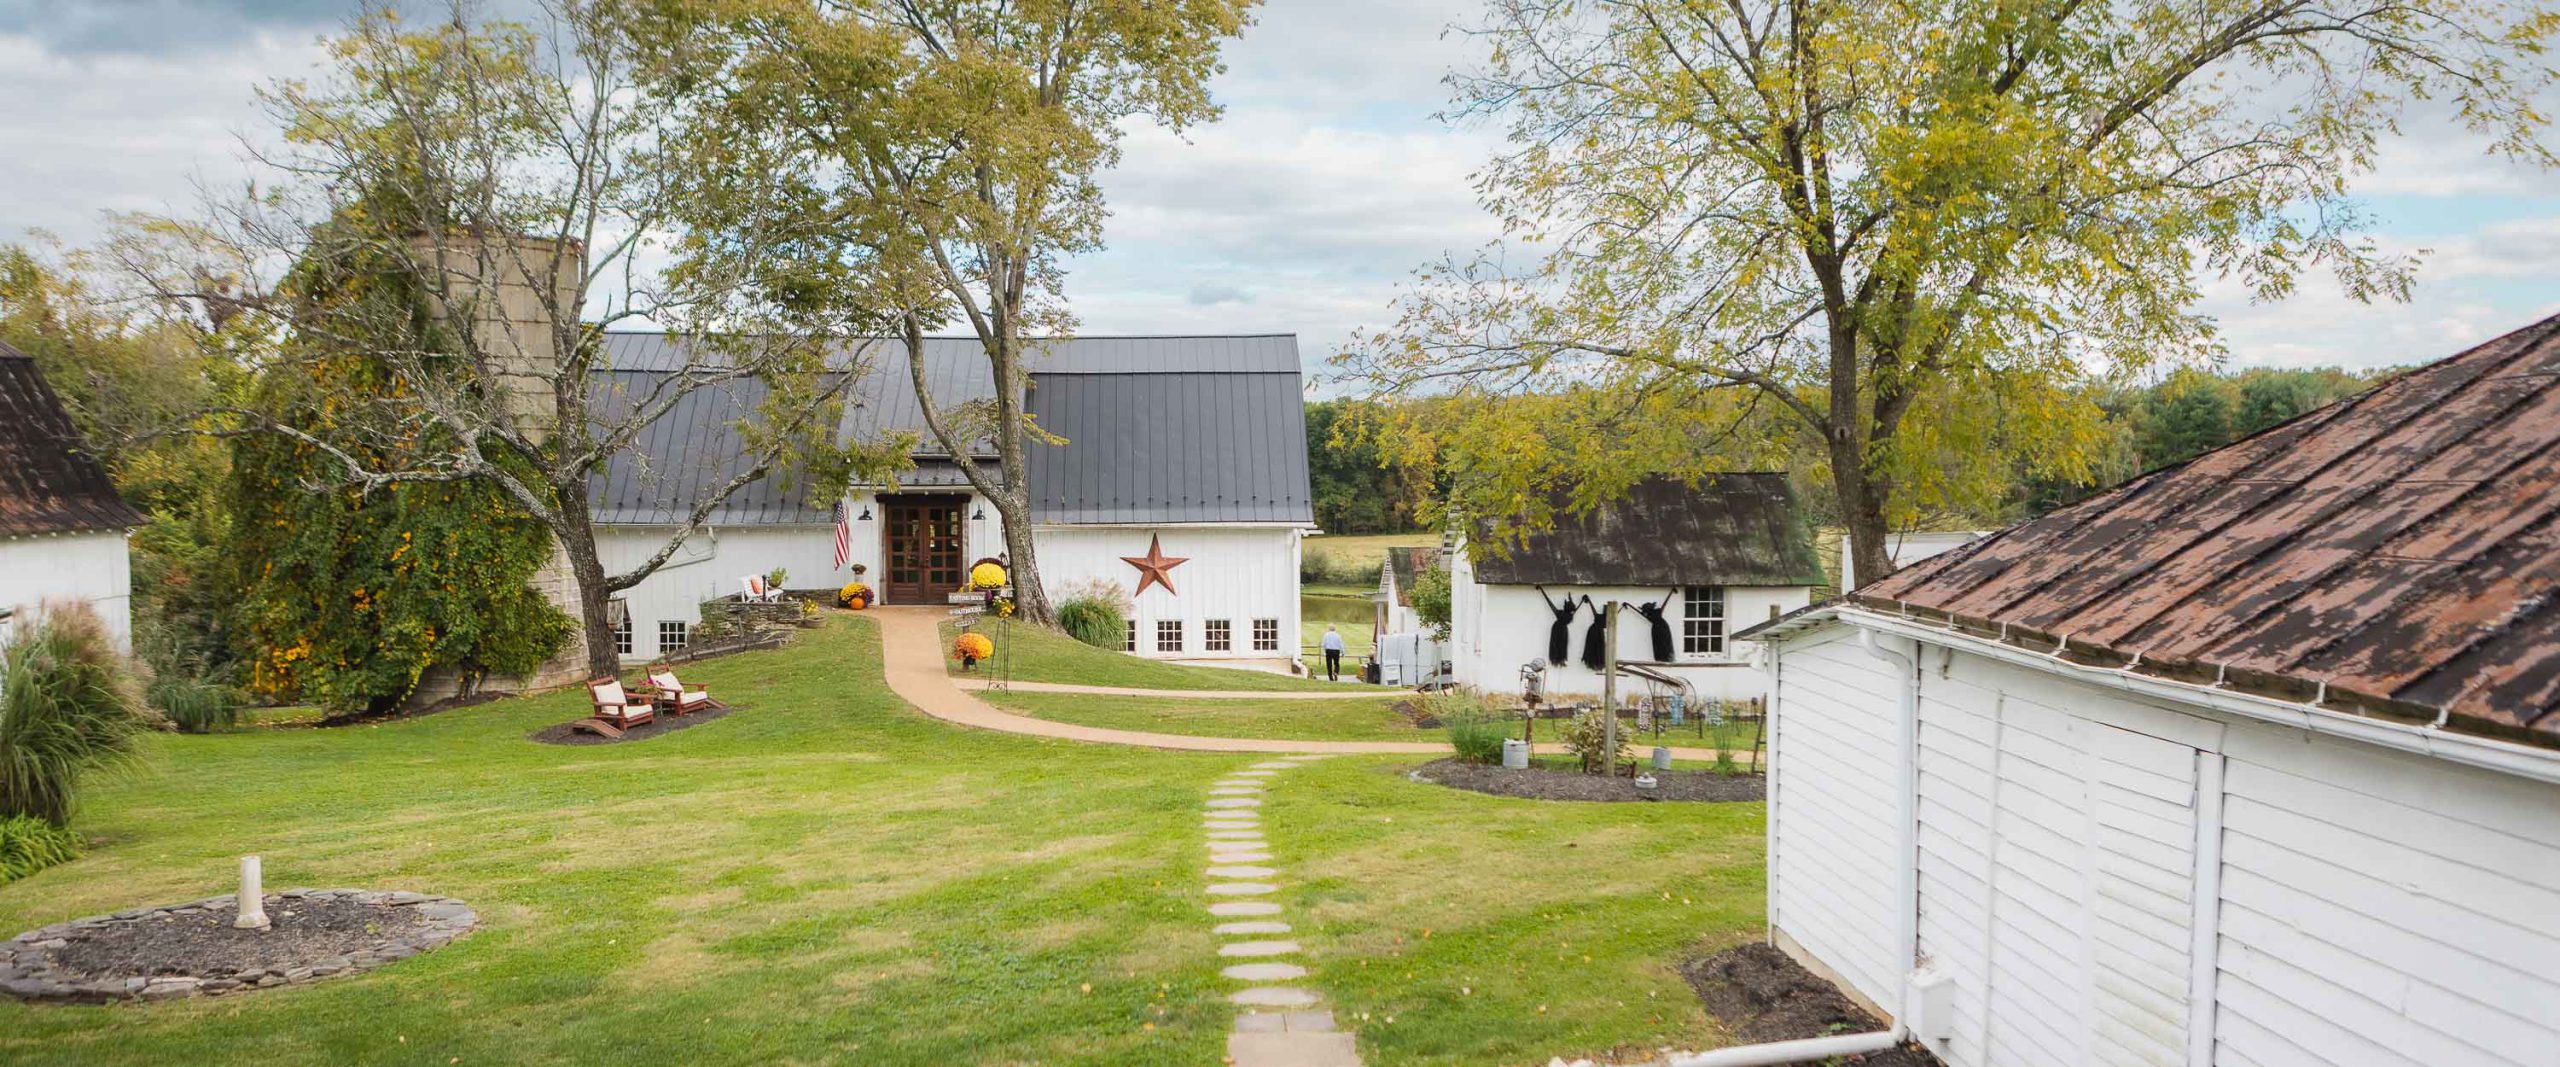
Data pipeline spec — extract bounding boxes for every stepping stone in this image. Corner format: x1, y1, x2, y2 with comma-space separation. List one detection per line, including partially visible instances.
1229, 986, 1321, 1007
1209, 787, 1263, 796
1208, 841, 1267, 852
1214, 921, 1291, 936
1282, 1011, 1338, 1032
1219, 940, 1301, 958
1204, 817, 1261, 827
1250, 762, 1298, 770
1207, 830, 1265, 840
1207, 865, 1277, 878
1222, 962, 1309, 981
1211, 852, 1273, 864
1205, 798, 1262, 809
1214, 779, 1266, 787
1232, 770, 1279, 778
1228, 1031, 1360, 1066
1208, 901, 1282, 917
1207, 882, 1278, 896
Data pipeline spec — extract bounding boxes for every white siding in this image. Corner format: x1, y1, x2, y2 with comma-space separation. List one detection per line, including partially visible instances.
1445, 546, 1809, 701
0, 530, 133, 651
1029, 524, 1301, 661
1769, 619, 2560, 1067
597, 525, 849, 658
1769, 627, 1907, 1011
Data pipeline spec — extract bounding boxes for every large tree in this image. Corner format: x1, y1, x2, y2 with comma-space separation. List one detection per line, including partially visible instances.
1343, 0, 2557, 582
129, 1, 882, 679
637, 0, 1257, 623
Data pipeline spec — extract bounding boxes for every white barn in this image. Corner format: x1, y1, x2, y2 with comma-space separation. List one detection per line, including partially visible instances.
1447, 474, 1823, 702
588, 334, 1314, 666
1735, 316, 2560, 1067
1835, 529, 1993, 592
0, 341, 140, 649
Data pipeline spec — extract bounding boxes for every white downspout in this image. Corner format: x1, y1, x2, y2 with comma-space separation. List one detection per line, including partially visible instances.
1672, 628, 1923, 1067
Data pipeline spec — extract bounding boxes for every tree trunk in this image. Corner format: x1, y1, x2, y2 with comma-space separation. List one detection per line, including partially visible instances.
1830, 442, 1897, 591
550, 490, 620, 680
997, 497, 1055, 623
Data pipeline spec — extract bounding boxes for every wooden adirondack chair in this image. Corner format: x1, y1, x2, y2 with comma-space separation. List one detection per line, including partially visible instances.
588, 677, 655, 729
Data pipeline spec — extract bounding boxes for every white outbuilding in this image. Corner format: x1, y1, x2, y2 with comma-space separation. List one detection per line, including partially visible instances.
1736, 315, 2560, 1067
0, 340, 141, 648
1446, 473, 1824, 702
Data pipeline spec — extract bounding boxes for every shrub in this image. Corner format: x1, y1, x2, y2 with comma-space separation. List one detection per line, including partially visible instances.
0, 815, 79, 884
1560, 707, 1627, 774
1056, 596, 1126, 651
0, 603, 158, 826
1425, 690, 1506, 764
151, 678, 247, 733
1408, 564, 1453, 639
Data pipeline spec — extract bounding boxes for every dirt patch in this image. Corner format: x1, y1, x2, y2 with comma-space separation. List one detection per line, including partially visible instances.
529, 702, 737, 745
1390, 698, 1442, 729
1679, 943, 1938, 1065
1406, 758, 1764, 802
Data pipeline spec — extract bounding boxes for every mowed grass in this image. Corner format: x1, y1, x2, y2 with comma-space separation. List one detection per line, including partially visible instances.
939, 618, 1364, 692
0, 615, 1769, 1066
984, 691, 1439, 743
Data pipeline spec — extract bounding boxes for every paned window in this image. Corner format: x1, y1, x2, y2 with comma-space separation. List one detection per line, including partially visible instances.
1157, 619, 1184, 653
659, 620, 692, 652
1205, 619, 1233, 652
1681, 587, 1725, 658
1251, 618, 1280, 652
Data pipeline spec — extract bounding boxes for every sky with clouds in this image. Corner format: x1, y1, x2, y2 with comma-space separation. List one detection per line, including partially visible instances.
5, 0, 2555, 383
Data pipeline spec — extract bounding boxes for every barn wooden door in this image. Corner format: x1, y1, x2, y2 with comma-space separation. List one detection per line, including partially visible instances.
882, 495, 965, 604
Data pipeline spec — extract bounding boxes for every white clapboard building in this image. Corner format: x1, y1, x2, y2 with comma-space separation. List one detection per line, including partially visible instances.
0, 340, 141, 649
587, 334, 1314, 666
1734, 315, 2560, 1067
1446, 474, 1824, 702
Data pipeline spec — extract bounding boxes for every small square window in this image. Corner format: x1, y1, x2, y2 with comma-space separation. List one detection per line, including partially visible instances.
659, 620, 691, 653
1157, 619, 1184, 653
1123, 619, 1138, 653
1681, 587, 1725, 658
1205, 619, 1232, 652
612, 611, 633, 656
1251, 618, 1280, 652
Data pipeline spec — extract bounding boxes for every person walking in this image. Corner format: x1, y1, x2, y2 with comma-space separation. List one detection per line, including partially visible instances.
1321, 624, 1345, 681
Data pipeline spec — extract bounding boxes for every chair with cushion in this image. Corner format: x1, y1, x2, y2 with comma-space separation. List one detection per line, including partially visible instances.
588, 677, 655, 729
642, 669, 713, 714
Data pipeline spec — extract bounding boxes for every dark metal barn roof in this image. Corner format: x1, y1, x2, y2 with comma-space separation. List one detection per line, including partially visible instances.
1469, 473, 1825, 588
1860, 313, 2560, 744
0, 341, 144, 539
589, 333, 1313, 527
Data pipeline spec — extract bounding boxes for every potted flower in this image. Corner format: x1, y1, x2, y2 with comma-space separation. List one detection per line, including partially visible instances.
953, 631, 994, 669
838, 581, 874, 610
765, 567, 790, 595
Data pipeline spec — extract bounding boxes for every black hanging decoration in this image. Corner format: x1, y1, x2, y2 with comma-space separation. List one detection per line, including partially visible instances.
1538, 587, 1577, 665
1633, 591, 1676, 663
1579, 595, 1608, 670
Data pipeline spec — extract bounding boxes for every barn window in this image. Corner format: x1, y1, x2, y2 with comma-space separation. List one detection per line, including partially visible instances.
1681, 587, 1725, 658
1157, 619, 1184, 653
612, 612, 634, 656
1251, 618, 1280, 652
1123, 620, 1138, 652
658, 620, 691, 652
1205, 619, 1232, 652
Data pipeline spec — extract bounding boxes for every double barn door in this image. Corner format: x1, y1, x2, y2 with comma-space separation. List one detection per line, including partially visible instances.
882, 495, 966, 604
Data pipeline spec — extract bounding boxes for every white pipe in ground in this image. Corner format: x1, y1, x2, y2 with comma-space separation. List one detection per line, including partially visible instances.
234, 856, 269, 930
1665, 1024, 1908, 1067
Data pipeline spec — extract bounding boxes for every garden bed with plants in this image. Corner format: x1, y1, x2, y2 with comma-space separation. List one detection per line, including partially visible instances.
1407, 758, 1764, 802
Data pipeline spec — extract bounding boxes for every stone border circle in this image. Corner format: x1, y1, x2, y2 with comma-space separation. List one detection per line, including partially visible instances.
0, 889, 477, 1005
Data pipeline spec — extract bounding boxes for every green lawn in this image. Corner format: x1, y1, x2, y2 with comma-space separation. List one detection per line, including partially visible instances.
941, 618, 1365, 692
984, 691, 1437, 743
0, 616, 1766, 1066
1303, 531, 1438, 569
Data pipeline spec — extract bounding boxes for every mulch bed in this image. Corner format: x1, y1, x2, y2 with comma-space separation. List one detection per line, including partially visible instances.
1406, 758, 1765, 802
1, 890, 476, 1004
1678, 943, 1938, 1066
528, 701, 736, 745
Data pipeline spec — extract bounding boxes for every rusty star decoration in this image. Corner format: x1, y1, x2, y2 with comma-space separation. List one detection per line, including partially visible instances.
1121, 534, 1189, 596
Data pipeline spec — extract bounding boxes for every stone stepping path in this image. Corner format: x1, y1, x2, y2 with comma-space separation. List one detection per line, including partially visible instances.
1204, 760, 1363, 1067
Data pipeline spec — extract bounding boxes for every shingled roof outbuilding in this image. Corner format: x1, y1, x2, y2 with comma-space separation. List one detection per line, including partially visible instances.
1857, 313, 2560, 745
0, 340, 143, 539
1469, 473, 1825, 588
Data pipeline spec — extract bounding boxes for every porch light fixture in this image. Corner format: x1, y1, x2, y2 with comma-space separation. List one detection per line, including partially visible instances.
857, 506, 873, 521
972, 505, 987, 520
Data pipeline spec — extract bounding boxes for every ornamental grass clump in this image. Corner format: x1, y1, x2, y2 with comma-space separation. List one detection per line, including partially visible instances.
1055, 596, 1126, 651
0, 815, 79, 884
0, 603, 158, 826
151, 678, 247, 734
1561, 707, 1627, 775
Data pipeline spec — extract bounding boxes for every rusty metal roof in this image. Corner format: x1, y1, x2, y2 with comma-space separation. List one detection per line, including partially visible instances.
1863, 314, 2560, 745
0, 341, 143, 539
1471, 473, 1826, 588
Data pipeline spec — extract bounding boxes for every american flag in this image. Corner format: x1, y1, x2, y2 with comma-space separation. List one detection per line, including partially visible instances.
832, 499, 853, 570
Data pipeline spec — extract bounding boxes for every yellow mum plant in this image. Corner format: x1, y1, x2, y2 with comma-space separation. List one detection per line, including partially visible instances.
970, 561, 1008, 590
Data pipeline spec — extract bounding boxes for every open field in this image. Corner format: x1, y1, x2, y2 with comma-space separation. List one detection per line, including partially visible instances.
1, 616, 1764, 1066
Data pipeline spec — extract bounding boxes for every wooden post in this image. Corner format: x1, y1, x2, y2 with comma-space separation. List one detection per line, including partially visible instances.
1601, 600, 1619, 774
